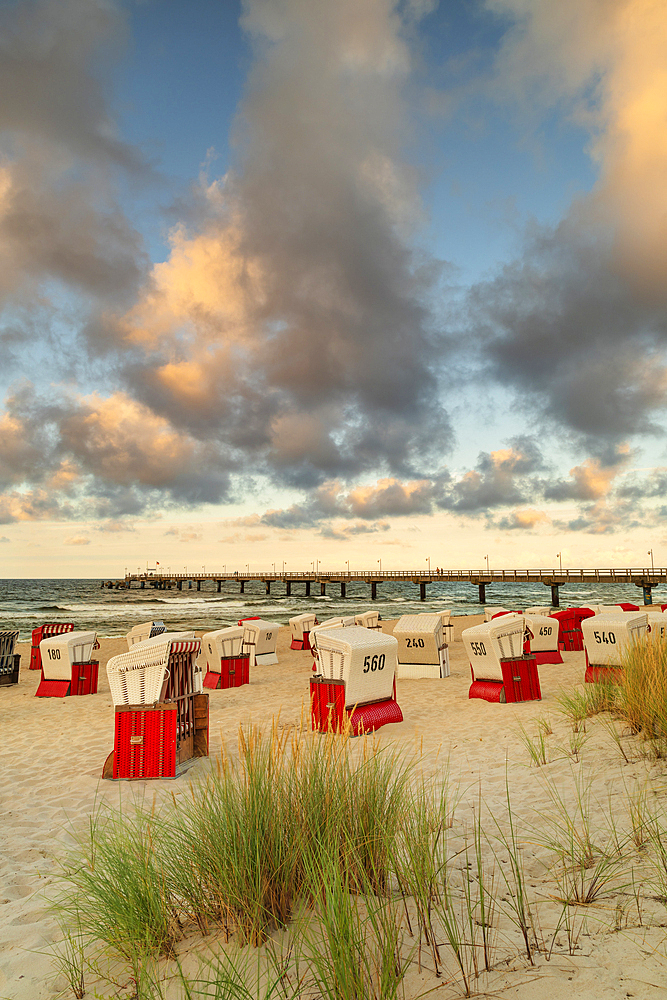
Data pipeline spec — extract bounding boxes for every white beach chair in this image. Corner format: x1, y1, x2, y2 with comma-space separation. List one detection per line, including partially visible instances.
200, 626, 249, 688
354, 610, 381, 630
394, 614, 449, 679
125, 620, 166, 649
524, 612, 562, 664
310, 625, 402, 735
463, 615, 540, 703
581, 612, 649, 682
36, 630, 99, 697
289, 612, 318, 649
241, 619, 280, 666
104, 631, 208, 781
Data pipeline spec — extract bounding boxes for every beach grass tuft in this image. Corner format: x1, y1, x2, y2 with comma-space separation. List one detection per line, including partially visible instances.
51, 709, 667, 999
616, 634, 667, 747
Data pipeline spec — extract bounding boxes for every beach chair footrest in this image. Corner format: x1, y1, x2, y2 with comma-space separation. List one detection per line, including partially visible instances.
585, 664, 622, 684
310, 678, 403, 735
533, 649, 563, 665
469, 679, 505, 703
35, 678, 71, 697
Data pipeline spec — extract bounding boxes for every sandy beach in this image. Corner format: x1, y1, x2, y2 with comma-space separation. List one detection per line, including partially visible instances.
1, 616, 666, 998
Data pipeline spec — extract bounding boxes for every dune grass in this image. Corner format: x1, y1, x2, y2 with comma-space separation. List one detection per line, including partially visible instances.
51, 714, 667, 999
616, 634, 667, 745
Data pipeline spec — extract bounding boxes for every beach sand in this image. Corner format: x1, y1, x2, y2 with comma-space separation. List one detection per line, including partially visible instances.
1, 616, 665, 998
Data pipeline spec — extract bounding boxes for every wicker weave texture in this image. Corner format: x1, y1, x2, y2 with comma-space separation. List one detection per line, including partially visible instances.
106, 632, 197, 706
462, 617, 526, 681
582, 612, 649, 667
40, 631, 97, 680
312, 625, 397, 707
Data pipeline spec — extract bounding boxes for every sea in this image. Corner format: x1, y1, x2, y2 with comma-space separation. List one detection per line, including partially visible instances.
1, 577, 663, 641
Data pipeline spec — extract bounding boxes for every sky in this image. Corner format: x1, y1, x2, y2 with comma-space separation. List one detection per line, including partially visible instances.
1, 0, 667, 577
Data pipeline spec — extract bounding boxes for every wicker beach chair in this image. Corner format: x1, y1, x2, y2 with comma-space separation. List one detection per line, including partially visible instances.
393, 613, 449, 679
289, 612, 318, 650
30, 622, 74, 671
200, 626, 249, 688
125, 620, 166, 649
523, 612, 563, 664
240, 619, 280, 665
104, 632, 208, 780
354, 610, 382, 630
581, 612, 649, 683
310, 625, 402, 735
463, 615, 540, 703
35, 630, 98, 697
0, 630, 20, 687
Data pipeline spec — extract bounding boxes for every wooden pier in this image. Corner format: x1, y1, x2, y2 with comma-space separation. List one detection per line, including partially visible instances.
103, 567, 667, 606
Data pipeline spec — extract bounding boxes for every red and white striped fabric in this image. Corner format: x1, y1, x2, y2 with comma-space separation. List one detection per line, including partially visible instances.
169, 639, 201, 654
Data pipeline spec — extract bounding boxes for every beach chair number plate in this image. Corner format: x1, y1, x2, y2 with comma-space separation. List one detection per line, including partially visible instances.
405, 638, 426, 648
593, 631, 616, 644
469, 641, 487, 656
363, 654, 386, 673
539, 627, 553, 636
48, 649, 61, 659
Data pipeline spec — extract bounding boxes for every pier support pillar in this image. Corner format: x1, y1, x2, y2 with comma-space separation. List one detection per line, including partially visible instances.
286, 581, 291, 596
197, 580, 201, 592
177, 580, 182, 591
266, 581, 271, 594
643, 584, 653, 605
140, 581, 145, 589
371, 582, 377, 600
478, 583, 486, 603
240, 580, 245, 594
341, 582, 346, 598
420, 582, 426, 601
320, 582, 326, 596
551, 584, 560, 607
305, 581, 311, 597
217, 580, 222, 593
189, 580, 192, 589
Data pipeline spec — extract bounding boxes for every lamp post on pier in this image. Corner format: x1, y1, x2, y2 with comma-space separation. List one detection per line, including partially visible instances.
557, 552, 562, 573
649, 549, 655, 573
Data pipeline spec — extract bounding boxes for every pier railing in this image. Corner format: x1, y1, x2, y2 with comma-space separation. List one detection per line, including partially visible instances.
123, 567, 666, 583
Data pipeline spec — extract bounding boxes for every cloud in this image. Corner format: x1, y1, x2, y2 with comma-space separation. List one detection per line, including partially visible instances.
544, 451, 630, 502
0, 0, 148, 337
0, 383, 234, 517
64, 535, 90, 545
473, 0, 667, 446
218, 531, 269, 543
96, 520, 136, 533
494, 507, 550, 530
438, 438, 545, 512
319, 520, 390, 539
0, 535, 10, 543
96, 0, 452, 489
